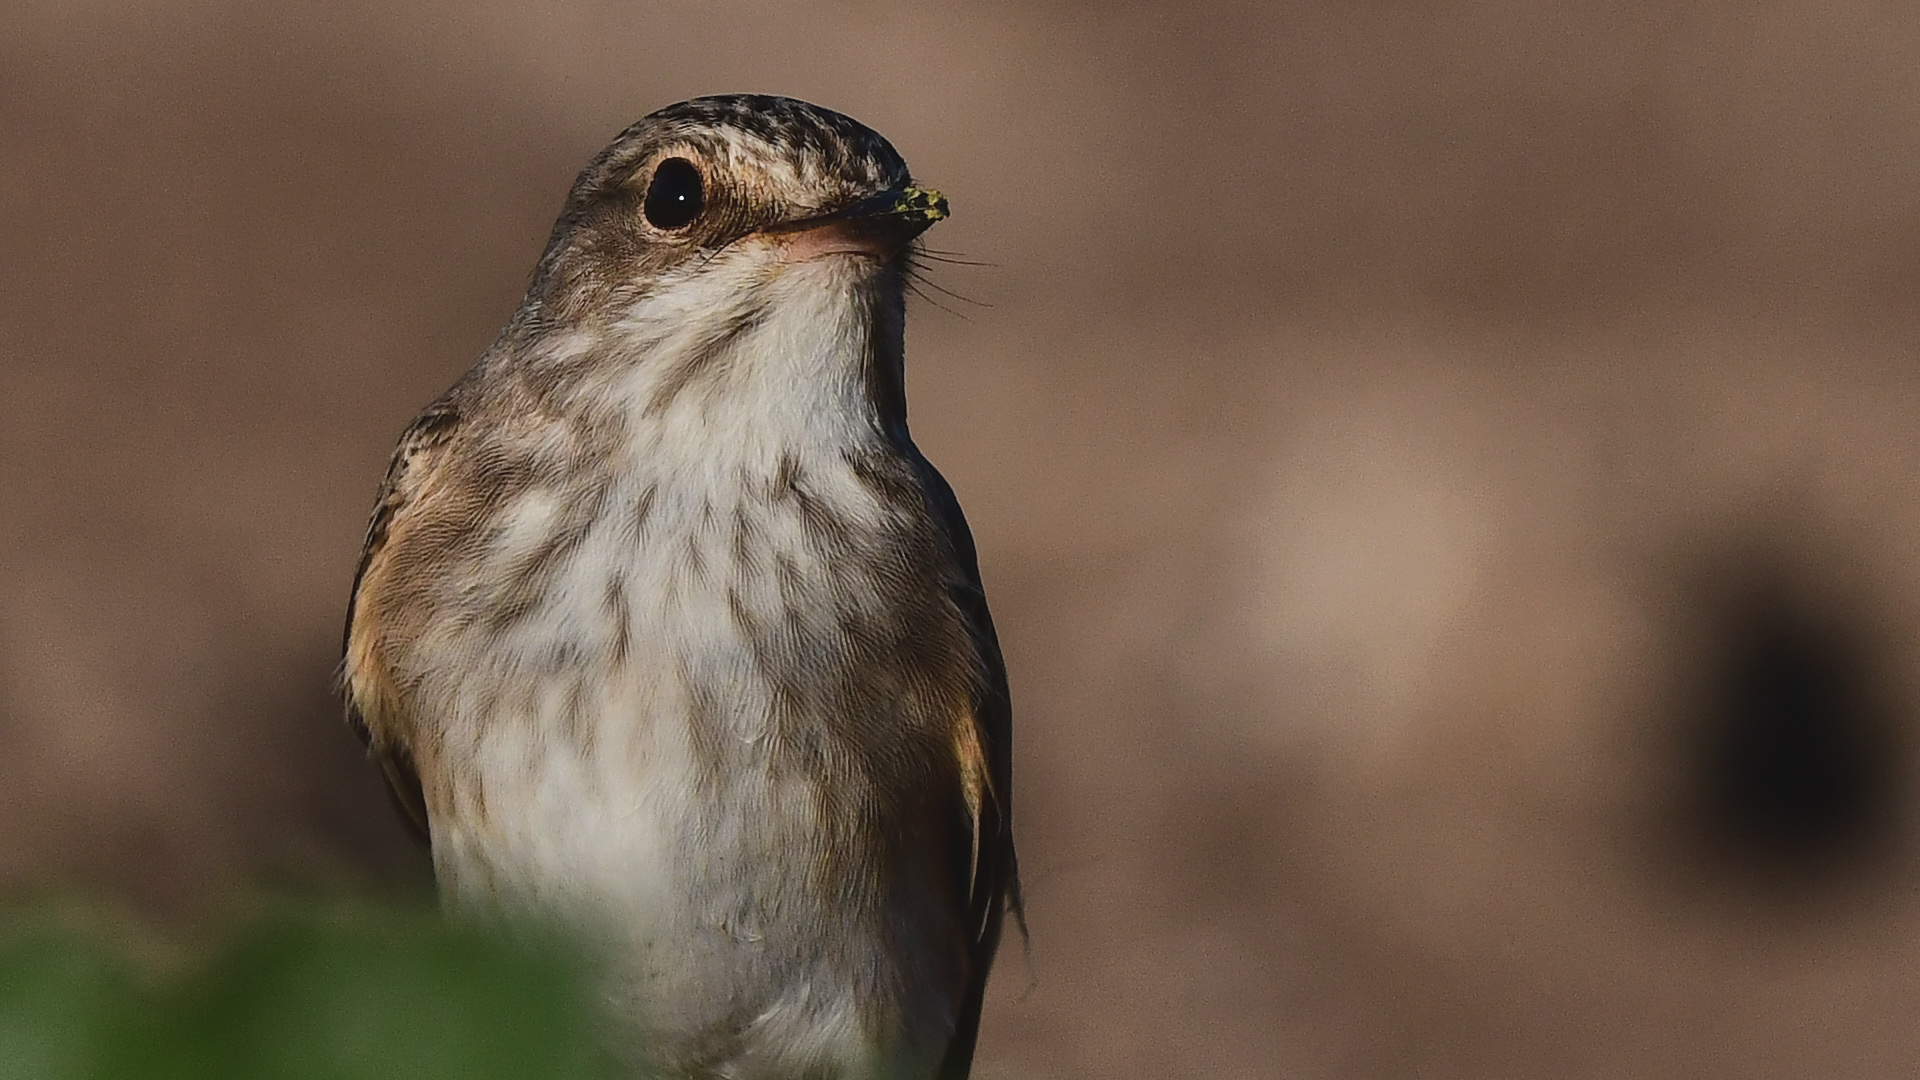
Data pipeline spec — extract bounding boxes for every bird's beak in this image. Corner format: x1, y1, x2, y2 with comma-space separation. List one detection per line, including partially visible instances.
769, 185, 949, 262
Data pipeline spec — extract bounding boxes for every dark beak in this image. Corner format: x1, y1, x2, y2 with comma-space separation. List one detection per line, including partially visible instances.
768, 185, 949, 261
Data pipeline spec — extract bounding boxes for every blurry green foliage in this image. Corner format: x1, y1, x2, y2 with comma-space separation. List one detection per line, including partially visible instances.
0, 902, 623, 1080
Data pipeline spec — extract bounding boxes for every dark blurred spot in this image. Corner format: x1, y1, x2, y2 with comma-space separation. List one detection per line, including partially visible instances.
1682, 569, 1904, 882
1156, 742, 1302, 918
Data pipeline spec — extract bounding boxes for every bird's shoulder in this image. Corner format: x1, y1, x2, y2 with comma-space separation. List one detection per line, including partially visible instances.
907, 451, 1022, 1080
342, 395, 470, 834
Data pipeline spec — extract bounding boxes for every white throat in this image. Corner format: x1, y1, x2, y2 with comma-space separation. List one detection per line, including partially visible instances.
602, 250, 888, 465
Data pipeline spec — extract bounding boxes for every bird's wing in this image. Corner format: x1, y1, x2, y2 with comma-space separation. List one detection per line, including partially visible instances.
914, 456, 1021, 1080
341, 399, 463, 839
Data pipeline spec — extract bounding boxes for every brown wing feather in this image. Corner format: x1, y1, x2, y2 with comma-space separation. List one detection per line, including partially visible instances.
342, 400, 462, 840
914, 454, 1020, 1080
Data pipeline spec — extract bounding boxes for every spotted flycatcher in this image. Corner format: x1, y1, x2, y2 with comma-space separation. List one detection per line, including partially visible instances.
343, 95, 1017, 1080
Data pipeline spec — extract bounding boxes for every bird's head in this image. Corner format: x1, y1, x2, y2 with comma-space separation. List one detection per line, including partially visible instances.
514, 95, 947, 337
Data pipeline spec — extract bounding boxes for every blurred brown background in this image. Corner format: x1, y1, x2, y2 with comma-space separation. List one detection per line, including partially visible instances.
10, 2, 1920, 1076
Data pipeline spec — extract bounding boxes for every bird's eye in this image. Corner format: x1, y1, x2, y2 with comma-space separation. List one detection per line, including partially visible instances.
644, 158, 705, 229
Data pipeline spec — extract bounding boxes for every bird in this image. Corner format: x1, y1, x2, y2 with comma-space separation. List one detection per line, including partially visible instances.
340, 95, 1018, 1080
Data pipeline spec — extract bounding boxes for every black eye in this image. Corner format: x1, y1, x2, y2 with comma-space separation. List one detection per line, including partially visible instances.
644, 158, 705, 229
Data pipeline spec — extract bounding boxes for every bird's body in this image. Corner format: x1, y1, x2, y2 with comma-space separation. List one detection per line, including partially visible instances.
342, 96, 1015, 1080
